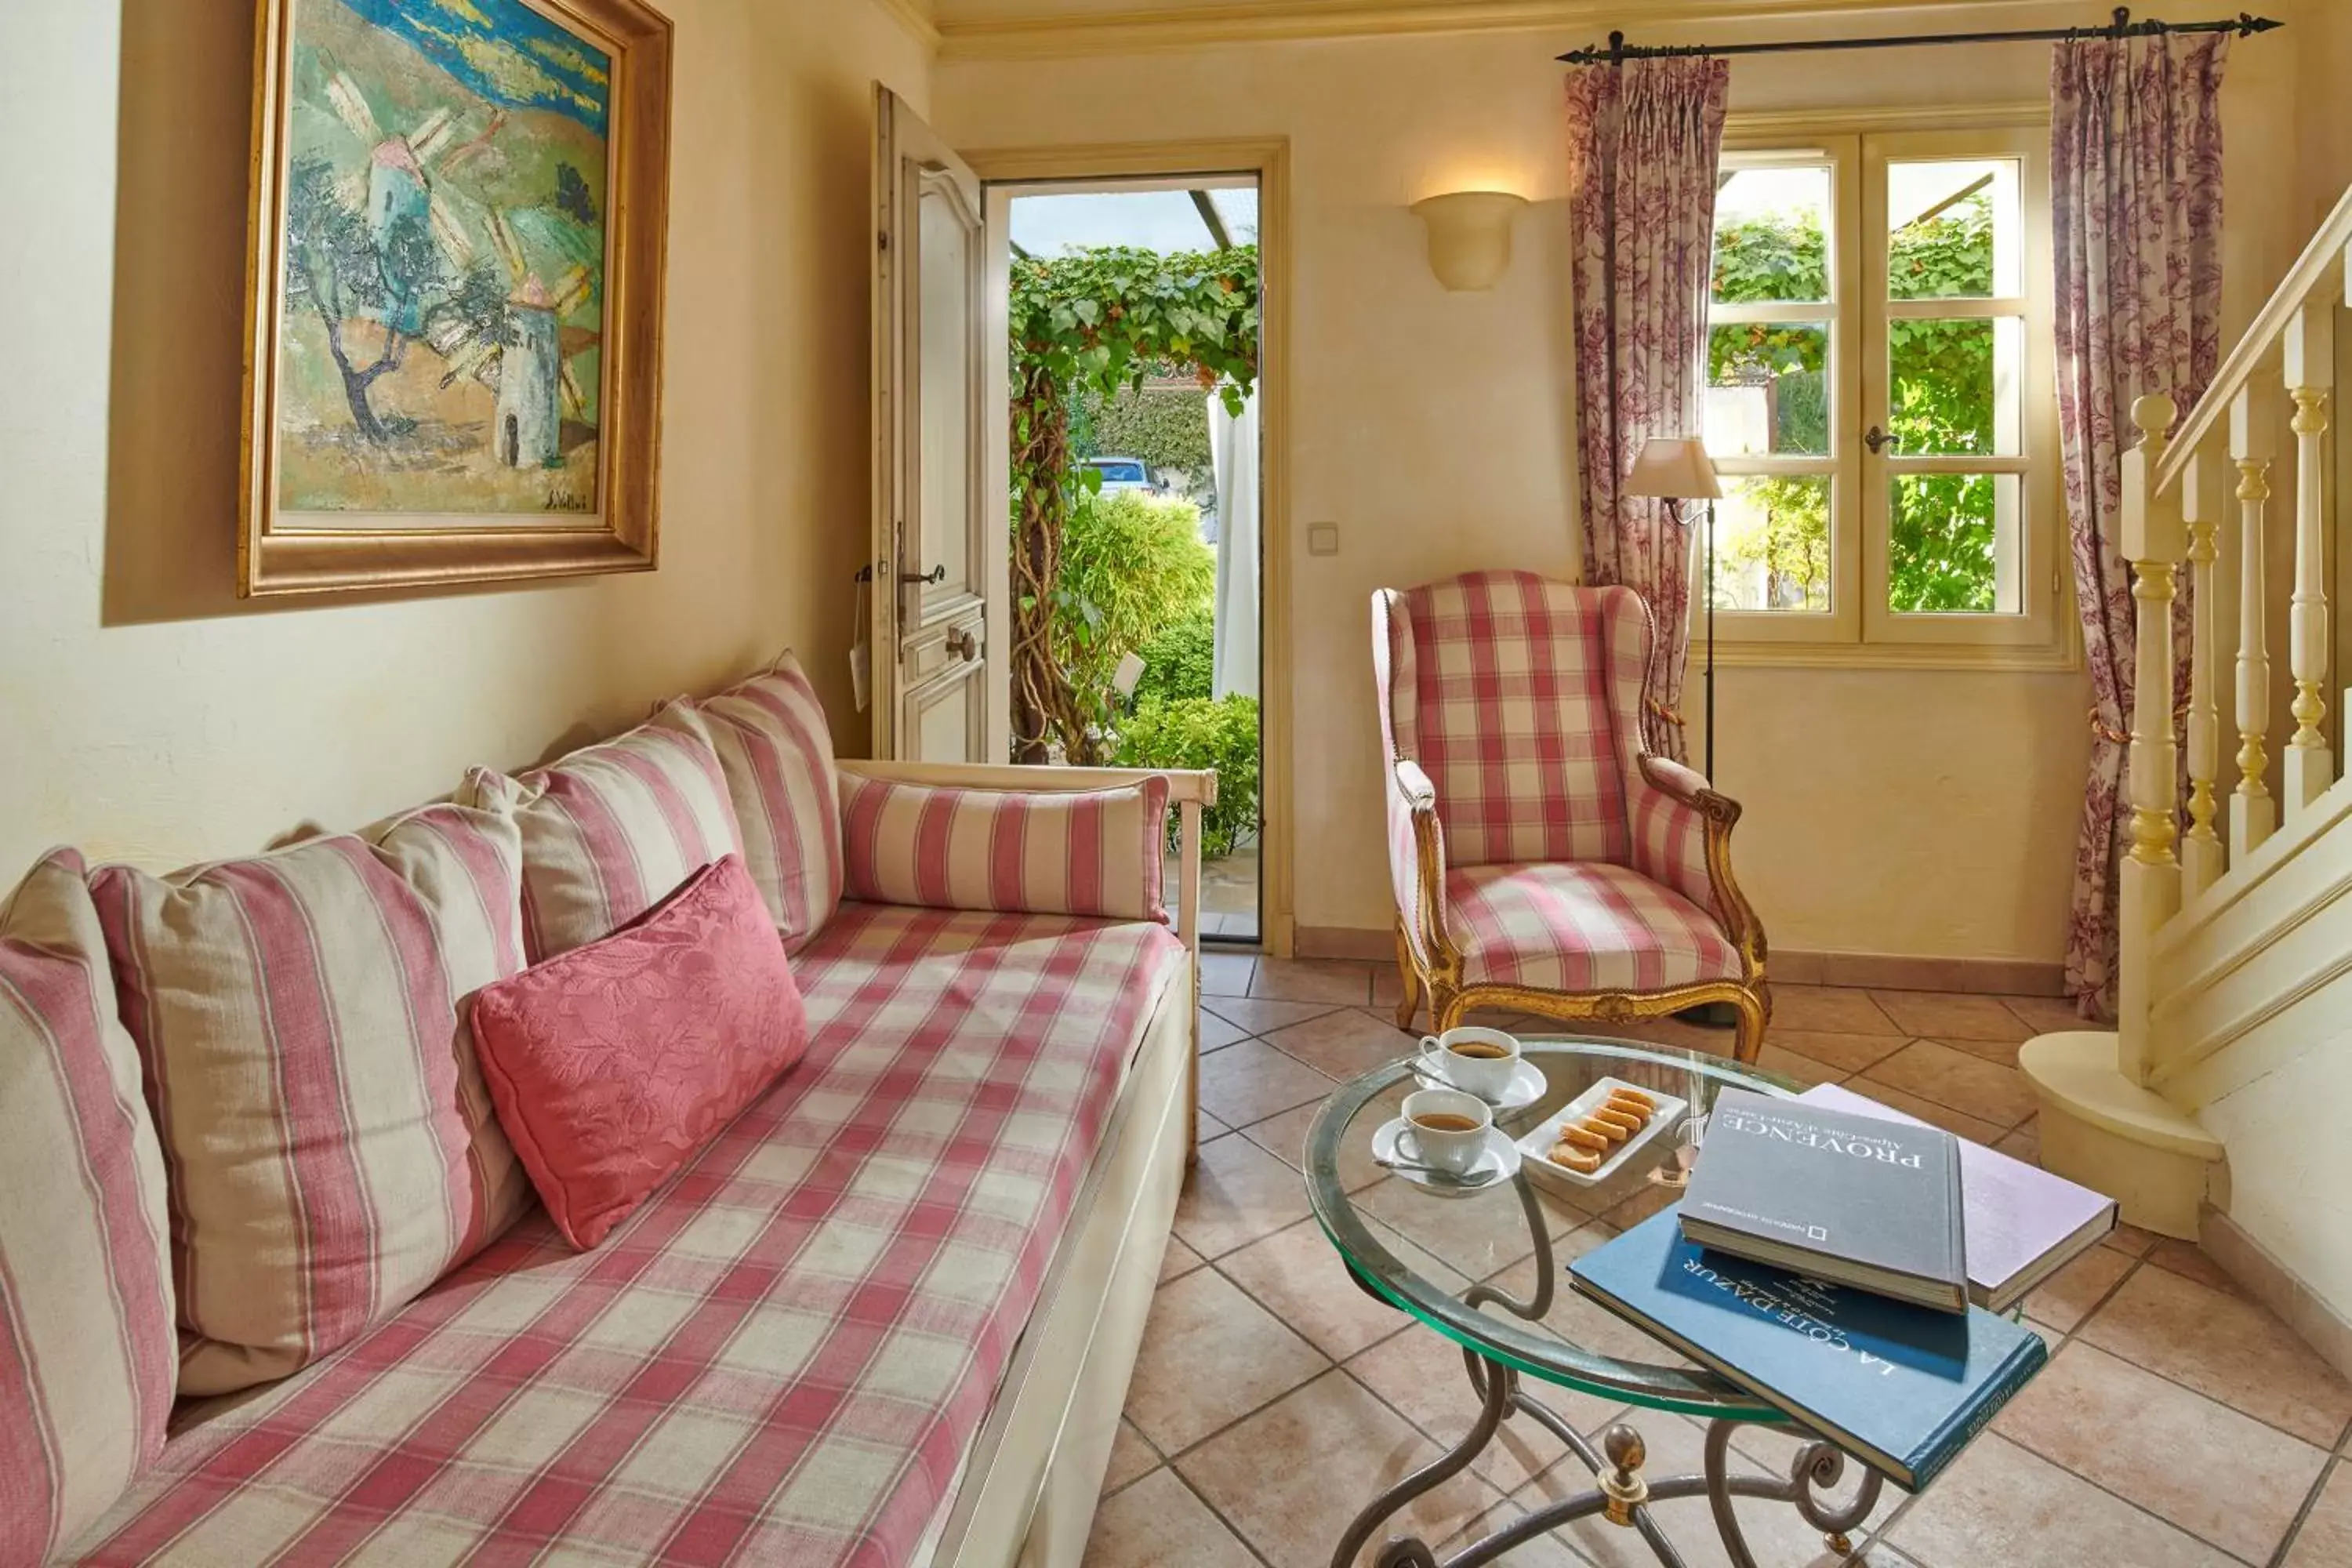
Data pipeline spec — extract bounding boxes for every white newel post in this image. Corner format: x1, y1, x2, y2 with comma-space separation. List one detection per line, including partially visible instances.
2230, 387, 2278, 861
2285, 307, 2335, 818
2118, 394, 2184, 1087
2181, 448, 2225, 900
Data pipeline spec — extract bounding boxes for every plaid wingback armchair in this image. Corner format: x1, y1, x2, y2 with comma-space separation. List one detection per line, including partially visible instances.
1371, 570, 1769, 1060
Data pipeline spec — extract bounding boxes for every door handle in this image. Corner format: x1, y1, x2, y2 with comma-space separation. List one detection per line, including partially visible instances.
899, 564, 947, 586
946, 626, 978, 661
1864, 424, 1901, 455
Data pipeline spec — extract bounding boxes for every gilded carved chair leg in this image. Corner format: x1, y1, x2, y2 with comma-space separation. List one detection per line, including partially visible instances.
1433, 987, 1471, 1034
1392, 921, 1425, 1032
1730, 989, 1769, 1065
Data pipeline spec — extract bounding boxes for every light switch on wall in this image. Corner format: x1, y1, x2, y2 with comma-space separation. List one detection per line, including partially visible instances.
1308, 521, 1340, 556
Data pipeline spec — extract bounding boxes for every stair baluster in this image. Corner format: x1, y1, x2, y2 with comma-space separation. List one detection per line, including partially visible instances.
2230, 387, 2277, 861
2181, 448, 2225, 900
2117, 394, 2185, 1087
2284, 307, 2334, 818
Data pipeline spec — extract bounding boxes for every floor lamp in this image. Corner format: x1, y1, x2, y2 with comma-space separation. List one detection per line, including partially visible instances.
1624, 437, 1724, 781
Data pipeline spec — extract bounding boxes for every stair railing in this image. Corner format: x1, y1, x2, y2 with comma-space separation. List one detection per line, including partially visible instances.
2114, 184, 2352, 1087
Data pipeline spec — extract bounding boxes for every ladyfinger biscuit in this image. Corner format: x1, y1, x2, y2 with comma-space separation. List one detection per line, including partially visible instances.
1581, 1114, 1630, 1145
1559, 1123, 1610, 1153
1590, 1107, 1642, 1134
1549, 1145, 1603, 1174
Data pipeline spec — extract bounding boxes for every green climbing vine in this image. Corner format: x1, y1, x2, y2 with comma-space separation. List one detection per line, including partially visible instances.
1710, 194, 2002, 613
1009, 245, 1258, 762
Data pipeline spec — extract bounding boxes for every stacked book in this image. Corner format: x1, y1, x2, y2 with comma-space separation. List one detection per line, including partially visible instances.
1568, 1084, 2116, 1491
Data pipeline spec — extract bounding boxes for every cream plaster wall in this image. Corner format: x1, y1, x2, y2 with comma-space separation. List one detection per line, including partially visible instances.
937, 2, 2317, 964
0, 0, 928, 877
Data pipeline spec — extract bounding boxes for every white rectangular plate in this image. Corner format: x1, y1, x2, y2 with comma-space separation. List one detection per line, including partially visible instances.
1515, 1076, 1690, 1191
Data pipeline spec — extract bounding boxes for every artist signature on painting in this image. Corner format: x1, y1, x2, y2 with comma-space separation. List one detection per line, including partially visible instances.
544, 484, 593, 514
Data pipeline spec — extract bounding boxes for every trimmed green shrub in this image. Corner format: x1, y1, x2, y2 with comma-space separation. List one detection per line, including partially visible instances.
1051, 491, 1214, 728
1072, 383, 1214, 472
1134, 603, 1216, 705
1115, 694, 1260, 859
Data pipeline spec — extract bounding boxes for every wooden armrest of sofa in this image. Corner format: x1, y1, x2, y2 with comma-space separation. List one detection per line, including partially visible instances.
837, 759, 1216, 808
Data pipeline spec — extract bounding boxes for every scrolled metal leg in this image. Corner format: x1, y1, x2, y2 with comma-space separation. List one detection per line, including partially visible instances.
1460, 1174, 1553, 1321
1784, 1432, 1882, 1548
1330, 1339, 1514, 1568
1701, 1418, 1882, 1568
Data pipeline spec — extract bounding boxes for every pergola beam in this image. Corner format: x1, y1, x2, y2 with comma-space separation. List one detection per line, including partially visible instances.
1190, 189, 1232, 250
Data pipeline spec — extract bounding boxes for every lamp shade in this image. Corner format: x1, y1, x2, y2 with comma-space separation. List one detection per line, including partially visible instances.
1625, 436, 1722, 501
1410, 191, 1530, 292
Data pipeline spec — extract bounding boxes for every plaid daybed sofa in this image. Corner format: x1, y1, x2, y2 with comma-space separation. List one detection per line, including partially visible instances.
6, 654, 1210, 1568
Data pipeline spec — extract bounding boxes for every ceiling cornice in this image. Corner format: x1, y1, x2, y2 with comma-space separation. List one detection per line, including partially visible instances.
935, 0, 2091, 63
871, 0, 945, 51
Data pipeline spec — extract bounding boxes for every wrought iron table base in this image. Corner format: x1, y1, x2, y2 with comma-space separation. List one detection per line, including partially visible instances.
1332, 1180, 1881, 1568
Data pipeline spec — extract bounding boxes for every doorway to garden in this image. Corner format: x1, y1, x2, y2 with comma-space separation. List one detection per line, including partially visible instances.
993, 173, 1267, 946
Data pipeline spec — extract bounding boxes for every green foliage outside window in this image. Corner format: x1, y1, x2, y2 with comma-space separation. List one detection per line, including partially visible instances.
1709, 194, 2002, 613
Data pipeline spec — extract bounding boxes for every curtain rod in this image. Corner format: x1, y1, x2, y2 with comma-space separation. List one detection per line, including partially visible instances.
1557, 6, 2279, 65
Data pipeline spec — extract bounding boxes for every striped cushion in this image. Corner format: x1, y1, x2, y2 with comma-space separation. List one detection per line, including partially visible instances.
484, 720, 742, 962
89, 803, 535, 1396
1449, 861, 1740, 994
839, 773, 1170, 922
1389, 572, 1634, 867
0, 850, 176, 1563
652, 652, 843, 953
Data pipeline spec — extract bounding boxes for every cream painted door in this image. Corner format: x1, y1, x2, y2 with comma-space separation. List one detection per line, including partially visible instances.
871, 87, 1010, 763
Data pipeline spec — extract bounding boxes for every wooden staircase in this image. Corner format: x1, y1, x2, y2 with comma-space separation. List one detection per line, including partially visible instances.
2022, 187, 2352, 1353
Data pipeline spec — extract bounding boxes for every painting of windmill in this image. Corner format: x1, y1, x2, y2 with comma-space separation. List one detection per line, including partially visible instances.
273, 0, 611, 517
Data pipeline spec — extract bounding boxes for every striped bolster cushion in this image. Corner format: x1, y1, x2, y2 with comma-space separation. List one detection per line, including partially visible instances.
839, 773, 1170, 922
650, 651, 843, 953
0, 850, 176, 1563
481, 720, 743, 962
89, 801, 535, 1397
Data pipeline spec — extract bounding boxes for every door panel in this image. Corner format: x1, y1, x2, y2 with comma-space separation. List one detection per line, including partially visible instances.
872, 87, 1007, 762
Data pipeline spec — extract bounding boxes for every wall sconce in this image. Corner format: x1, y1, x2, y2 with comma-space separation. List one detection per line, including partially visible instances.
1410, 191, 1530, 292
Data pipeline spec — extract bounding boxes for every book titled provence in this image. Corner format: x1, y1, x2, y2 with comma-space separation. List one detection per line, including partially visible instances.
1680, 1087, 1968, 1312
1570, 1210, 2048, 1491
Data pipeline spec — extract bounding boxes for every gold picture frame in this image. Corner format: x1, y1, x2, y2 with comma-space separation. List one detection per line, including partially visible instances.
239, 0, 671, 597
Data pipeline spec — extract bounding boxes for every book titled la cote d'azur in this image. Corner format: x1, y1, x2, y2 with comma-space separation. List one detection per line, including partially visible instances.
1679, 1087, 1969, 1312
1569, 1209, 2048, 1491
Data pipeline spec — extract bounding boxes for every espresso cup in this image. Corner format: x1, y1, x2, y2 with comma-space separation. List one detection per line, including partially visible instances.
1417, 1025, 1523, 1101
1401, 1087, 1493, 1176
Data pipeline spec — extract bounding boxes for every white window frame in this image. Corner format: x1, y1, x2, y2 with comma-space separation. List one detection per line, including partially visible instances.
1704, 111, 2074, 672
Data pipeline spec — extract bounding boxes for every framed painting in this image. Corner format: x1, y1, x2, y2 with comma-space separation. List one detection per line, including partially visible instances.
240, 0, 672, 596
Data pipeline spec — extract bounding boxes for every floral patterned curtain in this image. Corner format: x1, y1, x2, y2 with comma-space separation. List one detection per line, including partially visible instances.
2052, 31, 2229, 1019
1565, 57, 1730, 764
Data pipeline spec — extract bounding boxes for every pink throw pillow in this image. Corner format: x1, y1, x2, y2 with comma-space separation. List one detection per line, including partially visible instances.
469, 855, 808, 1249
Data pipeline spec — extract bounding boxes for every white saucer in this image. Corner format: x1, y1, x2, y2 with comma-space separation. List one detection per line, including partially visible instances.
1370, 1116, 1523, 1199
1412, 1057, 1548, 1113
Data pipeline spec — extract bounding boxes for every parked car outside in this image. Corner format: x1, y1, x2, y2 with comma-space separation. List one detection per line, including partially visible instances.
1083, 456, 1160, 495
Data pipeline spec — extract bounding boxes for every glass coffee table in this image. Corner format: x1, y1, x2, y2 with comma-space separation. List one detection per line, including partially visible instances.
1305, 1037, 1884, 1568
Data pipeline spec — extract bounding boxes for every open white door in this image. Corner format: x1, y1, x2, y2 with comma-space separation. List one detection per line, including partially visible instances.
870, 86, 1010, 763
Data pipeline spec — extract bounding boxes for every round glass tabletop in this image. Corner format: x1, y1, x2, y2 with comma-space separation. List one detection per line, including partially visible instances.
1304, 1036, 1803, 1421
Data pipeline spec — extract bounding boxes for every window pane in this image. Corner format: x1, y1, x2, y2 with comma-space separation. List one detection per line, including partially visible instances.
1889, 474, 2022, 614
1711, 475, 1831, 613
1887, 316, 2023, 456
1707, 322, 1830, 457
1887, 158, 2020, 299
1712, 165, 1831, 305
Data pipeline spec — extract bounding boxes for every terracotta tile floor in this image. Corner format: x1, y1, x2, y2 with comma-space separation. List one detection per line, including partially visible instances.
1087, 962, 2352, 1568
